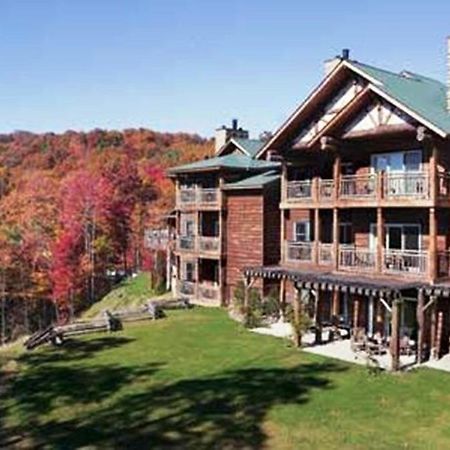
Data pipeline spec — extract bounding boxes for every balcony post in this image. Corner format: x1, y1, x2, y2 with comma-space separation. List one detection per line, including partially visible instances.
332, 208, 339, 270
429, 143, 438, 203
280, 209, 286, 264
333, 153, 341, 202
429, 207, 437, 282
175, 178, 180, 207
314, 208, 320, 265
376, 171, 384, 202
376, 207, 384, 273
281, 162, 288, 203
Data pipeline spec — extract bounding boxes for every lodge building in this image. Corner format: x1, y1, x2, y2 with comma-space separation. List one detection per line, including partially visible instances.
168, 41, 450, 370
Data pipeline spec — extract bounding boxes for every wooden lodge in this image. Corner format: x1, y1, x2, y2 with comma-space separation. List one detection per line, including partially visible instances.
168, 42, 450, 369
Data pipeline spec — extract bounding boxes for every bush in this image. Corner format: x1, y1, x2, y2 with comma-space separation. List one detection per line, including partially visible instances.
232, 281, 264, 328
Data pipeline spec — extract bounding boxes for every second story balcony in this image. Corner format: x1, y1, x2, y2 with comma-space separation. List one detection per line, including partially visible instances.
177, 235, 221, 257
284, 171, 446, 207
176, 187, 221, 209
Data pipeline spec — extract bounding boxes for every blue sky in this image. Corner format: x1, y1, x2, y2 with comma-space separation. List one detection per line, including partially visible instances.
1, 0, 450, 138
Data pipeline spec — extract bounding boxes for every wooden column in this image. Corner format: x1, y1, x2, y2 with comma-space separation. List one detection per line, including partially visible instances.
416, 289, 425, 363
293, 287, 302, 347
332, 289, 340, 317
333, 152, 341, 202
429, 207, 437, 282
314, 208, 320, 265
332, 208, 339, 270
429, 144, 438, 204
376, 207, 384, 274
353, 296, 359, 330
376, 297, 383, 334
279, 278, 286, 320
436, 310, 444, 359
281, 163, 287, 264
314, 289, 322, 344
390, 299, 401, 371
430, 297, 437, 359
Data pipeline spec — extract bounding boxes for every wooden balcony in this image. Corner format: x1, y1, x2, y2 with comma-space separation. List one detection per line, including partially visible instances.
283, 171, 450, 208
318, 243, 333, 266
286, 241, 313, 262
176, 187, 221, 209
177, 235, 221, 257
339, 247, 376, 272
198, 236, 221, 255
177, 280, 221, 305
383, 249, 427, 276
197, 282, 221, 305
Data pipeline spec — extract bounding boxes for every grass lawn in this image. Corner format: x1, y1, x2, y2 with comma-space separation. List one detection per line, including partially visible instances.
82, 272, 169, 319
1, 308, 450, 449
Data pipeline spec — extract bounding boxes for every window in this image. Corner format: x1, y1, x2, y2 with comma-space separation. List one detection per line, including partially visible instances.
371, 150, 422, 173
293, 221, 310, 242
184, 219, 195, 236
370, 223, 421, 251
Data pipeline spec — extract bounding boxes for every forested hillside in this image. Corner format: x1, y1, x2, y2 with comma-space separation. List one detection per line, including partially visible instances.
0, 128, 212, 342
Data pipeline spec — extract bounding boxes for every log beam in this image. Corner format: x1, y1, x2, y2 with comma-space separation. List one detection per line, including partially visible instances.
416, 289, 425, 364
390, 299, 401, 371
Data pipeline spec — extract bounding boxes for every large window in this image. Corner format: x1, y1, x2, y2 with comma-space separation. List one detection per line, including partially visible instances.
339, 222, 353, 245
371, 150, 422, 173
293, 221, 310, 242
369, 223, 421, 251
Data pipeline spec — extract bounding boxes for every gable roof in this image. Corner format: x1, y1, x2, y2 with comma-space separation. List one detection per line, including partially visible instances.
223, 170, 280, 190
256, 58, 450, 158
167, 152, 279, 176
216, 137, 265, 157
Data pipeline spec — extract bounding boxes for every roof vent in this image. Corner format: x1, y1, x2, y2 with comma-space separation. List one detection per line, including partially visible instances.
342, 49, 350, 60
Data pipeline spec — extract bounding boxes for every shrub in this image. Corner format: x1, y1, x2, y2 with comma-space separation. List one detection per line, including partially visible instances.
286, 302, 311, 347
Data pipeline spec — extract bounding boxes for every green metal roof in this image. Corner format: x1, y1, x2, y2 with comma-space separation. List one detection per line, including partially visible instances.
167, 152, 279, 175
216, 137, 265, 157
223, 170, 280, 190
349, 60, 450, 136
232, 138, 265, 157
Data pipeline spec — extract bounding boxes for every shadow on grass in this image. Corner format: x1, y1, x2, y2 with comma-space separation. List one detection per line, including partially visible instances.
1, 355, 347, 449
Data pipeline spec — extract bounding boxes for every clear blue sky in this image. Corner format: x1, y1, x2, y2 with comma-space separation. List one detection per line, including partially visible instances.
1, 0, 450, 138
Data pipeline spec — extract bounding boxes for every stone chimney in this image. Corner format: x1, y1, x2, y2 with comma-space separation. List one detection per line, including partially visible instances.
214, 119, 249, 153
447, 37, 450, 112
324, 48, 350, 76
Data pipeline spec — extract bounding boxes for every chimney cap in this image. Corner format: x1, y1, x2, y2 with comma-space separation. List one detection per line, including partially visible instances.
342, 48, 350, 60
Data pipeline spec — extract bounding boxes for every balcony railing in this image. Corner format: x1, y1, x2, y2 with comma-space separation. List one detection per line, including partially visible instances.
178, 236, 196, 251
340, 174, 377, 199
178, 280, 196, 297
286, 241, 313, 262
438, 172, 450, 198
198, 236, 220, 254
286, 181, 312, 200
438, 251, 450, 278
318, 243, 333, 265
198, 283, 221, 303
177, 187, 220, 207
384, 172, 429, 198
318, 179, 334, 201
383, 249, 427, 275
339, 247, 376, 271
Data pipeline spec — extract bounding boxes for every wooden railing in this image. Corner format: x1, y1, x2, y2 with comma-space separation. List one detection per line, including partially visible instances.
383, 249, 427, 275
437, 251, 450, 278
318, 243, 333, 265
178, 280, 196, 297
340, 174, 377, 199
339, 247, 376, 271
318, 179, 334, 201
177, 187, 220, 207
438, 172, 450, 198
198, 236, 220, 254
198, 283, 221, 303
177, 236, 196, 251
286, 181, 312, 200
286, 241, 313, 262
384, 172, 429, 198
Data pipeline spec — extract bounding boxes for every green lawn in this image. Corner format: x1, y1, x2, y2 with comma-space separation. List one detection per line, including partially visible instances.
83, 272, 169, 319
1, 308, 450, 449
